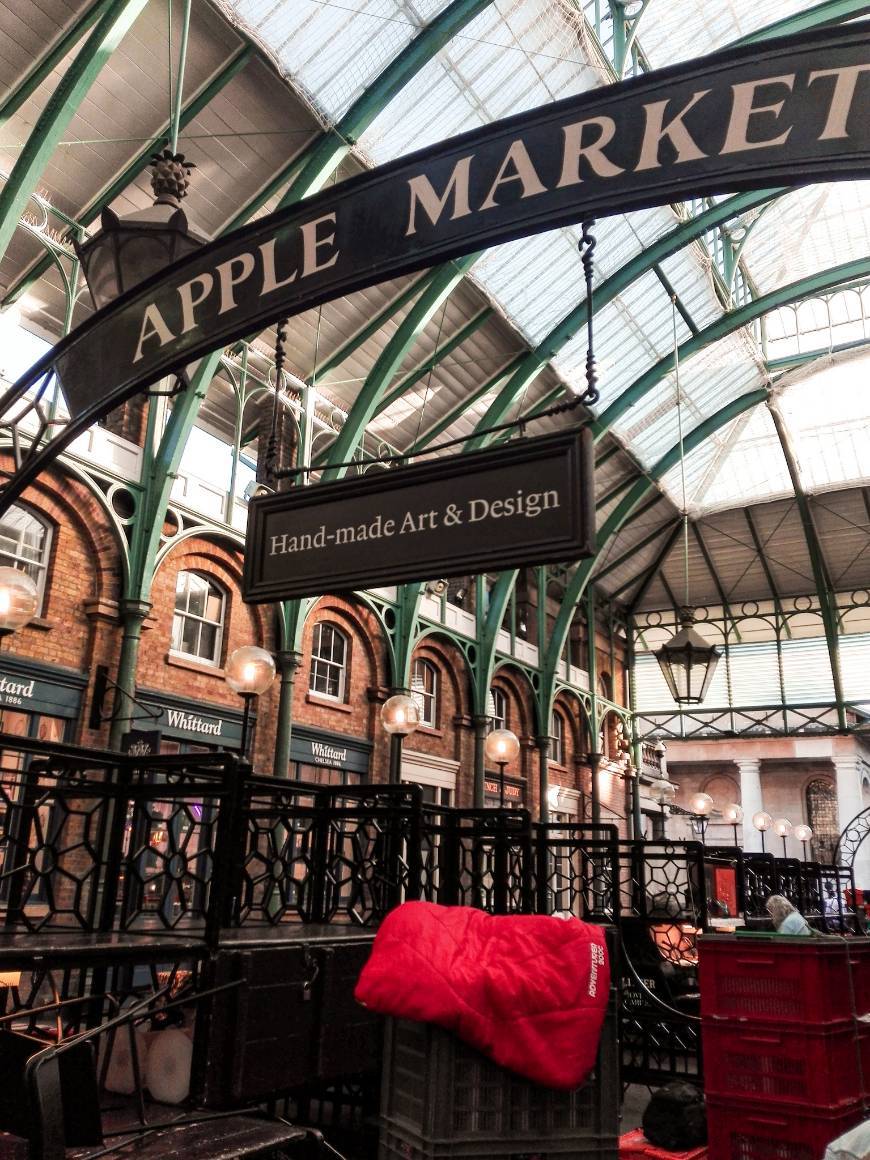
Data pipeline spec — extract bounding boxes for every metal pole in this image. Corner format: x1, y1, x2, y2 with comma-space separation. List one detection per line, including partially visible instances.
498, 761, 506, 809
589, 751, 602, 825
536, 735, 549, 823
240, 693, 253, 760
389, 733, 403, 785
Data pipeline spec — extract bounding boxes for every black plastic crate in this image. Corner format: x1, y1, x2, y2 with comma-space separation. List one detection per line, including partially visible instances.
379, 1013, 618, 1156
380, 1119, 618, 1160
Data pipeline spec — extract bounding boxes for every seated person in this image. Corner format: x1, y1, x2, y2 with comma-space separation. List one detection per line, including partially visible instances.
766, 894, 813, 936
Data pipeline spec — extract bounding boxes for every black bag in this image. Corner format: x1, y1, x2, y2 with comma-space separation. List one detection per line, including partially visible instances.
642, 1082, 707, 1151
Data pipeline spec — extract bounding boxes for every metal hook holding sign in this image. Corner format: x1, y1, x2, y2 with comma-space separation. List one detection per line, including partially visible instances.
88, 664, 164, 728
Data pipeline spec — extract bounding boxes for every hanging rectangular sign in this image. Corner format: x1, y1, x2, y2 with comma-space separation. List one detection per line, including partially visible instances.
243, 428, 594, 601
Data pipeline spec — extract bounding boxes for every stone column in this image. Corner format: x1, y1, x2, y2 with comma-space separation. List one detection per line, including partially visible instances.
735, 758, 763, 851
834, 757, 870, 890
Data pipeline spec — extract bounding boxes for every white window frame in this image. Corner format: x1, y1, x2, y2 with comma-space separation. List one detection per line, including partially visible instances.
170, 571, 225, 667
488, 687, 507, 732
309, 622, 348, 701
550, 711, 565, 766
411, 658, 438, 728
0, 504, 52, 616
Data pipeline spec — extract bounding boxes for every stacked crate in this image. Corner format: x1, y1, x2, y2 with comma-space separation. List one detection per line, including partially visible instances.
699, 935, 870, 1160
378, 1011, 619, 1160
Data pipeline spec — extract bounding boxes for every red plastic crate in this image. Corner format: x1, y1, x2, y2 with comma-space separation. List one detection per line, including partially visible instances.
620, 1128, 706, 1160
706, 1094, 864, 1160
702, 1020, 864, 1106
699, 936, 869, 1025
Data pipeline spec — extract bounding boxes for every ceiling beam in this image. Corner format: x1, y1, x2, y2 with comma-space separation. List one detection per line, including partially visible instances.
376, 307, 493, 416
594, 255, 870, 438
541, 387, 769, 691
2, 41, 255, 308
0, 0, 113, 127
0, 0, 149, 266
731, 0, 870, 43
279, 0, 495, 207
767, 399, 847, 728
623, 520, 685, 609
319, 254, 481, 478
465, 189, 781, 448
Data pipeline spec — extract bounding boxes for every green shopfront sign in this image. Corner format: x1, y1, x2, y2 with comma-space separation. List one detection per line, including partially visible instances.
138, 689, 245, 749
0, 655, 85, 718
290, 725, 372, 775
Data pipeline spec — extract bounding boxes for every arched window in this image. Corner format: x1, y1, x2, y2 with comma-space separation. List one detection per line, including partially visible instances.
806, 778, 839, 863
170, 572, 225, 666
550, 711, 565, 766
310, 622, 348, 700
0, 503, 52, 615
411, 658, 438, 728
488, 687, 507, 732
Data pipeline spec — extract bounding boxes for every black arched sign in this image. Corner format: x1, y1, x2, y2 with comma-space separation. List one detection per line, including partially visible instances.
2, 21, 870, 512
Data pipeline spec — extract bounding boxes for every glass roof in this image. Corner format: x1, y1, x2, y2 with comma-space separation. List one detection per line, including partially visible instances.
219, 0, 870, 515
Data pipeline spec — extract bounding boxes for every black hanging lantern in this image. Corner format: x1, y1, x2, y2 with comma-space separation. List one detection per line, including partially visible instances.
655, 608, 721, 704
75, 149, 205, 310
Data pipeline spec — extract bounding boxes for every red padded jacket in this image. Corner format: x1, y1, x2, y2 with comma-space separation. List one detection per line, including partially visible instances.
355, 901, 610, 1089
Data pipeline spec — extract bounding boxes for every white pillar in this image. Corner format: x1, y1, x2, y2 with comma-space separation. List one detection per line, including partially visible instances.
835, 758, 870, 890
735, 759, 763, 851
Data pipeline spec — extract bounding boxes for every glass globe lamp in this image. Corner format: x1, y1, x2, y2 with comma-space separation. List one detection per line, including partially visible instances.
723, 803, 744, 846
381, 693, 420, 736
225, 646, 276, 760
794, 824, 813, 860
654, 780, 676, 810
0, 567, 39, 637
225, 646, 276, 695
484, 729, 520, 766
484, 728, 520, 809
753, 810, 772, 852
691, 792, 714, 817
774, 817, 793, 857
382, 693, 420, 785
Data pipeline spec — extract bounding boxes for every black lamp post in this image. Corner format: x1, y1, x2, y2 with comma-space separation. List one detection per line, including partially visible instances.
794, 824, 813, 861
690, 791, 713, 845
723, 803, 744, 847
655, 609, 721, 704
774, 817, 793, 858
484, 729, 520, 808
381, 693, 420, 784
75, 149, 205, 311
225, 646, 277, 761
753, 810, 772, 853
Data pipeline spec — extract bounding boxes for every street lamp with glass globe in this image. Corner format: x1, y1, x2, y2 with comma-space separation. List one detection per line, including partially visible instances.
0, 567, 39, 645
484, 728, 520, 808
794, 823, 813, 860
753, 810, 772, 853
774, 817, 793, 857
690, 791, 714, 844
381, 693, 420, 784
225, 646, 276, 760
723, 803, 744, 847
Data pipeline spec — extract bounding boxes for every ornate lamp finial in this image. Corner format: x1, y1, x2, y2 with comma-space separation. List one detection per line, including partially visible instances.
148, 148, 196, 207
